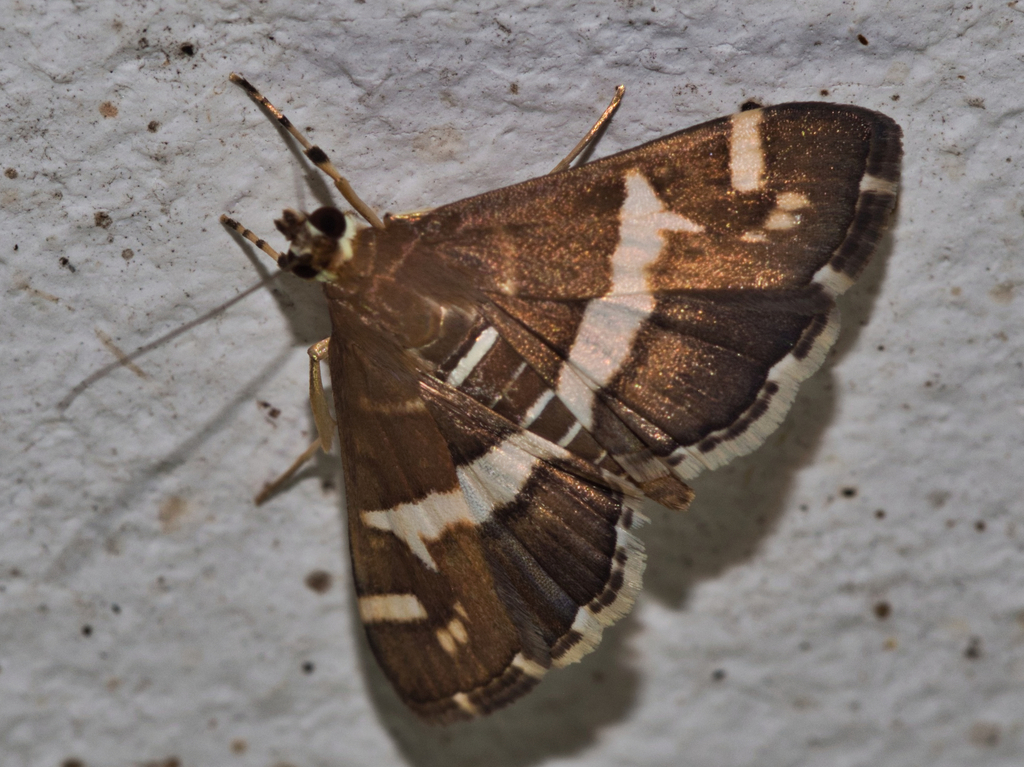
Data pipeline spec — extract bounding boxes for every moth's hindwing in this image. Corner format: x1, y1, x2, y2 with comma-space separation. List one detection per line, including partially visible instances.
324, 101, 901, 720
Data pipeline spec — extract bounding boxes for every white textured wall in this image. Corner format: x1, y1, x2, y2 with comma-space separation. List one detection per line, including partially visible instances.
2, 1, 1022, 765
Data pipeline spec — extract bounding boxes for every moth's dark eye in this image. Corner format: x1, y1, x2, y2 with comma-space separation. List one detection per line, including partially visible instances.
308, 207, 346, 239
291, 264, 319, 280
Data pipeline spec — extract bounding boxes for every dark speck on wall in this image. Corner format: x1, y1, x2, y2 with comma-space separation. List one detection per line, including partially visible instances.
304, 570, 333, 594
964, 636, 982, 659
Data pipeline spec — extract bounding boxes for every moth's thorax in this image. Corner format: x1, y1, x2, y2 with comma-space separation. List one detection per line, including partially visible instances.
325, 216, 482, 366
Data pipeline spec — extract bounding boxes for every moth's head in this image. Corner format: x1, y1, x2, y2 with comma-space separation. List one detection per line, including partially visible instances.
274, 206, 358, 282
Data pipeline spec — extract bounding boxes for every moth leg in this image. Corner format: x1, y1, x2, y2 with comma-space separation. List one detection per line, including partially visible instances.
254, 339, 335, 505
306, 339, 336, 452
220, 214, 283, 266
228, 73, 385, 230
549, 85, 625, 174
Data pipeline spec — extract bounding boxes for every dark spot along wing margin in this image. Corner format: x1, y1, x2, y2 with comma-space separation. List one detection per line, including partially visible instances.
333, 340, 646, 724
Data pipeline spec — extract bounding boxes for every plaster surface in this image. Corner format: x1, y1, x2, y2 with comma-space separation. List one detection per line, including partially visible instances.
2, 1, 1022, 765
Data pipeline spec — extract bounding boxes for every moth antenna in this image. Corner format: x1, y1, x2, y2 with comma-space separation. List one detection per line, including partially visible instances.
550, 85, 625, 174
220, 214, 283, 264
228, 73, 386, 230
57, 272, 283, 412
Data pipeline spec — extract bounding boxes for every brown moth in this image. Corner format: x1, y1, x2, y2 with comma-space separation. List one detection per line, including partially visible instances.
216, 75, 901, 723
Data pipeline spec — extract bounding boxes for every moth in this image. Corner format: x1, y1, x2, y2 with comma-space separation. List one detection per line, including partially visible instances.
214, 75, 901, 723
